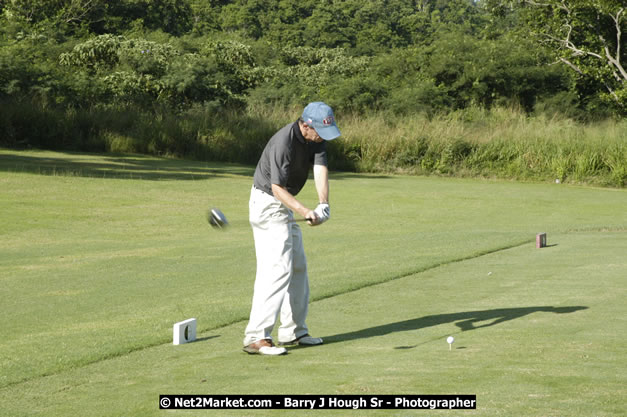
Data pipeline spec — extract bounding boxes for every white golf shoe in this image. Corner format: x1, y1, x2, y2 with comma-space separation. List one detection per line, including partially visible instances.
278, 334, 323, 346
243, 339, 287, 355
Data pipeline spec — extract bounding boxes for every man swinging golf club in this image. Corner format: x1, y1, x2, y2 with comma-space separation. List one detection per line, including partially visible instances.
243, 102, 341, 355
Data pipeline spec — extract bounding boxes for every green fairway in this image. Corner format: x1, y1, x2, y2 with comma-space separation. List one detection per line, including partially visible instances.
1, 149, 625, 416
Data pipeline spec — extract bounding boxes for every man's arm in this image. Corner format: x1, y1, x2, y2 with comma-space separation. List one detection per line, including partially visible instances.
313, 164, 329, 204
270, 164, 329, 225
271, 184, 319, 224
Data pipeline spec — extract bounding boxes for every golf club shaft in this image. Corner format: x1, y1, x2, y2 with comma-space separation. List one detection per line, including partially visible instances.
209, 207, 317, 229
292, 217, 312, 223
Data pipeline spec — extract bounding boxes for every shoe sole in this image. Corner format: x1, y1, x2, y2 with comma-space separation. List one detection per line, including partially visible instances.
243, 346, 287, 355
278, 338, 323, 347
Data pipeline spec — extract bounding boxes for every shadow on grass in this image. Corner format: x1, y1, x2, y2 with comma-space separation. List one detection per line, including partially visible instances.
330, 171, 393, 181
324, 306, 588, 345
0, 152, 255, 181
0, 151, 392, 182
195, 335, 220, 343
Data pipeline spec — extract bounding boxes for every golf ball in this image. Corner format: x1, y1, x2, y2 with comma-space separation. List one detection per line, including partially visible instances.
447, 336, 454, 344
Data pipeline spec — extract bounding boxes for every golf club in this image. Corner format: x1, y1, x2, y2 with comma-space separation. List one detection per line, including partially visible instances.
207, 207, 312, 230
207, 208, 229, 229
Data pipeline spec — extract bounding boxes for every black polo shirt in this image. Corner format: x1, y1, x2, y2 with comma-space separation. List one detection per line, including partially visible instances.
253, 121, 328, 197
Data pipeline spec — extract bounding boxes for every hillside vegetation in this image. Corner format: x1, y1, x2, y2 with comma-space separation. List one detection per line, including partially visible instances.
1, 1, 625, 186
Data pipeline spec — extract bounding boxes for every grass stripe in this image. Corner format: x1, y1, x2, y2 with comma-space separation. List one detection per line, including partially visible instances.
2, 222, 623, 391
0, 238, 534, 390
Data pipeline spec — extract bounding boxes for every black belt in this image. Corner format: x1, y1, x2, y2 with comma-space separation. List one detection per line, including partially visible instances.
253, 185, 272, 195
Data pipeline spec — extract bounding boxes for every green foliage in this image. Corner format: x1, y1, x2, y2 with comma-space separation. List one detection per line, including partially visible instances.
1, 0, 624, 188
485, 0, 626, 113
345, 32, 572, 115
249, 46, 371, 109
216, 0, 492, 52
59, 34, 123, 70
56, 34, 259, 108
1, 0, 192, 36
329, 107, 626, 187
188, 1, 222, 35
2, 0, 610, 117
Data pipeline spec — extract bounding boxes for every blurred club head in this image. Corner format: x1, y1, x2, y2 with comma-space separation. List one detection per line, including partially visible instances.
208, 208, 229, 230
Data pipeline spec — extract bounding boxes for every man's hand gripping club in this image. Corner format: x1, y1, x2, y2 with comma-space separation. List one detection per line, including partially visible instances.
271, 184, 329, 226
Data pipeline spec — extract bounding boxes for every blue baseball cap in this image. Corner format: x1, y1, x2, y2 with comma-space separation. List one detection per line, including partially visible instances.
302, 102, 341, 141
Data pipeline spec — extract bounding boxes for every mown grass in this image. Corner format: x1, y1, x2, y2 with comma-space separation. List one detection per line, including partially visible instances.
0, 149, 626, 417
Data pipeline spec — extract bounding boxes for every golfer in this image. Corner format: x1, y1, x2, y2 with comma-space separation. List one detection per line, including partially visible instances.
243, 102, 341, 355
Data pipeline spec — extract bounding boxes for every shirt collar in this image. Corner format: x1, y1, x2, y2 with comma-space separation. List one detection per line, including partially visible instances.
292, 121, 306, 144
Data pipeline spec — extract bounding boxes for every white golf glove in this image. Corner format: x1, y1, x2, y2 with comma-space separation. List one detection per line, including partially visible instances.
313, 203, 330, 224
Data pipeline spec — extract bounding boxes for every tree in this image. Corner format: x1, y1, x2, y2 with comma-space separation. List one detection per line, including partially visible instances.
2, 0, 109, 33
1, 0, 193, 36
59, 35, 260, 108
487, 0, 626, 112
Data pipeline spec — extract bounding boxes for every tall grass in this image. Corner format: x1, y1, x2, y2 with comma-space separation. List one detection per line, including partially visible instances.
1, 98, 625, 187
332, 107, 627, 187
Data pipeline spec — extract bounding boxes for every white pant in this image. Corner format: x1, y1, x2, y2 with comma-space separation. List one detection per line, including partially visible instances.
243, 186, 310, 346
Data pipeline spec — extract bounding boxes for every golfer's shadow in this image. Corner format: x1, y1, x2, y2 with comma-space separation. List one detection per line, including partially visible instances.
323, 306, 587, 345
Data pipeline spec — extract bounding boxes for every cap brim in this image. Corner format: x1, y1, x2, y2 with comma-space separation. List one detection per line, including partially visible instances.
316, 125, 341, 141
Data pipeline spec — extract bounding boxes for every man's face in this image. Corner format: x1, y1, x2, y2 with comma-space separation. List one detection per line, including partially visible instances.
302, 124, 324, 143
